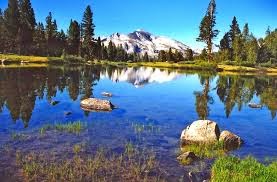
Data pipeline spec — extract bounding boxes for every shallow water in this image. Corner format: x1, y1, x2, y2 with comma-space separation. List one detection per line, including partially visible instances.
0, 65, 276, 180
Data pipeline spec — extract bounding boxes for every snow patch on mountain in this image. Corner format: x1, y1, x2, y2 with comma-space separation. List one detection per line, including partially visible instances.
102, 30, 191, 57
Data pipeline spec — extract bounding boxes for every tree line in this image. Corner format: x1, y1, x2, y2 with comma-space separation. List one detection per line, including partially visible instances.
197, 0, 277, 66
0, 0, 276, 65
0, 0, 101, 60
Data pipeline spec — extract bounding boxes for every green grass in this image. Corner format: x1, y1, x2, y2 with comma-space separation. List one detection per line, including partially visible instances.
0, 54, 63, 63
39, 121, 85, 135
211, 156, 277, 182
15, 143, 163, 182
55, 121, 84, 134
97, 60, 277, 74
181, 141, 226, 159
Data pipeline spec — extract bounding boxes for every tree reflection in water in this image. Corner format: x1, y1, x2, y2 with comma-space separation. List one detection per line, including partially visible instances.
0, 65, 276, 127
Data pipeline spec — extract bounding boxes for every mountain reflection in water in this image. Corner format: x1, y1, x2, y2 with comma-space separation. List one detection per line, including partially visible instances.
100, 67, 180, 87
0, 65, 276, 128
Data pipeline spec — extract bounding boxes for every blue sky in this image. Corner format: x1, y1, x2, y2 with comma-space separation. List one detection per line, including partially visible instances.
1, 0, 276, 50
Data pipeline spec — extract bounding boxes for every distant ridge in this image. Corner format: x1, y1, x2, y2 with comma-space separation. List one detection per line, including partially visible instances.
102, 30, 191, 57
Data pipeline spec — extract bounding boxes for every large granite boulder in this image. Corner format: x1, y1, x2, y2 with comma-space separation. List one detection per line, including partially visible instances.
180, 120, 220, 144
80, 98, 115, 111
219, 130, 243, 151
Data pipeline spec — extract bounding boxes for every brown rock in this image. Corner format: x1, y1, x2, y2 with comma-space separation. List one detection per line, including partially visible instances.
180, 120, 220, 144
80, 98, 115, 111
219, 130, 243, 151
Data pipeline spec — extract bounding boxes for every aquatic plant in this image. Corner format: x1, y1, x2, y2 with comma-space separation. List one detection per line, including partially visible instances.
131, 123, 161, 134
39, 121, 85, 135
16, 144, 164, 182
55, 121, 84, 134
211, 156, 277, 182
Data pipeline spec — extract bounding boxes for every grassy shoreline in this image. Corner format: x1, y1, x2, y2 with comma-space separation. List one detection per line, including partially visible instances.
97, 60, 277, 74
1, 54, 277, 74
0, 54, 63, 63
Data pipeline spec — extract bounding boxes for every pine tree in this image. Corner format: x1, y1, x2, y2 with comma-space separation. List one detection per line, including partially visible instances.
143, 52, 149, 62
175, 51, 184, 62
245, 34, 258, 63
45, 12, 56, 56
233, 35, 244, 63
33, 22, 46, 55
101, 43, 108, 60
242, 23, 249, 40
197, 0, 219, 61
166, 48, 174, 61
185, 49, 193, 61
67, 20, 80, 56
18, 0, 36, 55
219, 32, 231, 61
81, 5, 95, 60
4, 0, 20, 53
158, 50, 166, 61
107, 41, 115, 61
229, 16, 241, 45
95, 37, 102, 59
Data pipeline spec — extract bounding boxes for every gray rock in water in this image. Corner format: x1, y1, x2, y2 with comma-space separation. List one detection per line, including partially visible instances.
180, 120, 220, 144
101, 92, 113, 97
219, 130, 243, 151
248, 103, 262, 109
80, 98, 115, 111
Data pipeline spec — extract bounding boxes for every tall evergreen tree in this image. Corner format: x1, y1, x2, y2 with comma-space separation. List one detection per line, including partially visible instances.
18, 0, 36, 55
67, 20, 80, 56
33, 22, 46, 55
45, 12, 56, 56
81, 5, 95, 60
4, 0, 20, 53
197, 0, 219, 61
229, 16, 241, 46
95, 37, 102, 59
143, 52, 149, 62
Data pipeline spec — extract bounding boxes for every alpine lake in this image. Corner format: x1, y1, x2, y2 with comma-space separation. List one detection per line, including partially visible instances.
0, 63, 276, 181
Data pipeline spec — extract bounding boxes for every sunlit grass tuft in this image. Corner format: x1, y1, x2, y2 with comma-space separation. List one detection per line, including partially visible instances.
39, 121, 85, 135
181, 141, 226, 159
211, 156, 277, 182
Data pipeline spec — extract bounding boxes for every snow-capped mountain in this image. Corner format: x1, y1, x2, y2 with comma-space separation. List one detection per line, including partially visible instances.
102, 30, 191, 57
101, 67, 180, 88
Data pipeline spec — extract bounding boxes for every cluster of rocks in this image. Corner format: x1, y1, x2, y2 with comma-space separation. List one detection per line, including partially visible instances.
179, 120, 243, 163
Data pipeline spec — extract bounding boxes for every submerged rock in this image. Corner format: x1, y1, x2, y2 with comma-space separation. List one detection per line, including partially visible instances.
101, 92, 113, 97
64, 111, 72, 116
180, 120, 220, 144
80, 98, 115, 111
177, 151, 198, 165
248, 103, 262, 109
219, 130, 243, 151
50, 101, 60, 106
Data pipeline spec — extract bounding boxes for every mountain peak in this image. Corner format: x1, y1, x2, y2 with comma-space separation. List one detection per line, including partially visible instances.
102, 30, 191, 57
